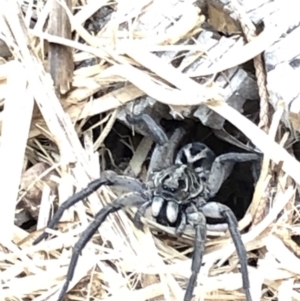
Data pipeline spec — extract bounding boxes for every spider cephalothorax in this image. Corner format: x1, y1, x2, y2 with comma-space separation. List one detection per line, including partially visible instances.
176, 142, 216, 182
153, 164, 204, 200
150, 164, 204, 226
33, 115, 261, 301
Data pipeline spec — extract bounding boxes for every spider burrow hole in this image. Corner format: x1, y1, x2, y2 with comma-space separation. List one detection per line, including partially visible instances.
102, 116, 258, 242
29, 112, 260, 301
102, 115, 259, 295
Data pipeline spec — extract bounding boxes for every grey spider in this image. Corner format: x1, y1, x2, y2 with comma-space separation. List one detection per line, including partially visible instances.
33, 115, 261, 301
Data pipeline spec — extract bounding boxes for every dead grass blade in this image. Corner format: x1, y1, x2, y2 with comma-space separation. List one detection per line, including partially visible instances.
1, 1, 299, 301
0, 62, 34, 241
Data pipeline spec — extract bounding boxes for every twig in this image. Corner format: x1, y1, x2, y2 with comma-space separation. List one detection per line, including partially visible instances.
229, 0, 270, 132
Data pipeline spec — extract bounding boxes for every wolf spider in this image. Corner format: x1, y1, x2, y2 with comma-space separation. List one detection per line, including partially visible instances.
33, 114, 261, 301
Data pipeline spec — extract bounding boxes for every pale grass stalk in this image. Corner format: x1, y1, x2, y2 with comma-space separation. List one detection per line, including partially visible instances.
0, 62, 34, 241
74, 0, 111, 26
278, 279, 293, 301
16, 162, 61, 204
12, 225, 29, 243
264, 234, 300, 275
101, 283, 164, 301
36, 185, 55, 230
93, 108, 119, 150
0, 1, 297, 300
30, 250, 97, 301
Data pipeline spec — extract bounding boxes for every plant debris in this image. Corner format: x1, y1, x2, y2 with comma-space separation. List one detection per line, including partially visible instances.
1, 0, 300, 301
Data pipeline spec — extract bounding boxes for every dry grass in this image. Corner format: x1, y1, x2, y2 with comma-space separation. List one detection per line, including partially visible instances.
0, 1, 300, 301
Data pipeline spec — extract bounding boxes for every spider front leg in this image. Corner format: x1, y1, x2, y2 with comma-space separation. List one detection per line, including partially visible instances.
148, 127, 186, 175
126, 111, 187, 176
201, 202, 252, 301
207, 152, 261, 198
33, 170, 146, 244
126, 112, 168, 145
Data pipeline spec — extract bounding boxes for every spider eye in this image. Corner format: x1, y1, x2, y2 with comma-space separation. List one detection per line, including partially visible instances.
178, 179, 185, 188
200, 176, 207, 182
162, 185, 176, 193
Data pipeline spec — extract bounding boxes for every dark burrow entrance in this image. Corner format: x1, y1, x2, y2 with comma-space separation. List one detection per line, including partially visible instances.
103, 116, 258, 224
20, 112, 258, 241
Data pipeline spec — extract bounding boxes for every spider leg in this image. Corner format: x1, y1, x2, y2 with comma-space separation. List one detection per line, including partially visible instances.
201, 202, 252, 301
33, 171, 146, 244
148, 127, 186, 176
56, 191, 147, 301
175, 211, 187, 236
126, 113, 168, 145
133, 200, 152, 230
207, 153, 261, 197
184, 207, 207, 301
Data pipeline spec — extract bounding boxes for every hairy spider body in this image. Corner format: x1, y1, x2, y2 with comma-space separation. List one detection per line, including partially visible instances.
33, 128, 260, 301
